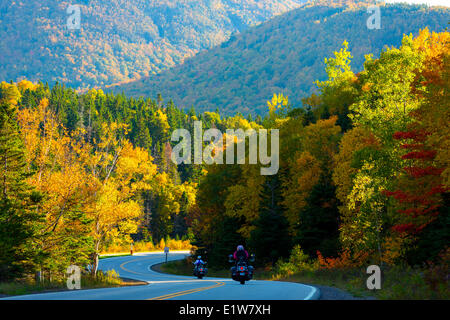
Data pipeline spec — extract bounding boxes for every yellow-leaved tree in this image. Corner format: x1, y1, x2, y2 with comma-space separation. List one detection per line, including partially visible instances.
84, 122, 157, 274
18, 98, 98, 273
225, 164, 265, 238
281, 116, 341, 233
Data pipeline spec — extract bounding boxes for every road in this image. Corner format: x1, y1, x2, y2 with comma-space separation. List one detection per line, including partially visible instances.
1, 251, 320, 300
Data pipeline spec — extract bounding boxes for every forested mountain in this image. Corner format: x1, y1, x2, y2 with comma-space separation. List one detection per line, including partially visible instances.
110, 1, 450, 115
0, 0, 304, 90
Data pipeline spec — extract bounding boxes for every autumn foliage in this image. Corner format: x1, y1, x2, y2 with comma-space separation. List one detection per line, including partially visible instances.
1, 29, 449, 291
317, 249, 371, 270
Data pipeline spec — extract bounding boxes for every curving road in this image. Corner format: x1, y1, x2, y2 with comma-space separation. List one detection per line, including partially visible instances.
1, 251, 320, 300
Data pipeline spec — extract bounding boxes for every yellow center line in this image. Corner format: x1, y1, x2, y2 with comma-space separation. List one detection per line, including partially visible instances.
148, 281, 225, 300
119, 257, 158, 275
119, 256, 225, 300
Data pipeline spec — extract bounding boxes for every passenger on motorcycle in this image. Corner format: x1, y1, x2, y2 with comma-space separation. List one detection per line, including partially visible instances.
233, 245, 249, 262
231, 245, 254, 279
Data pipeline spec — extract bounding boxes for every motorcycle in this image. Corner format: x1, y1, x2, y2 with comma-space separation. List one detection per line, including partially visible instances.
193, 262, 208, 279
229, 254, 255, 285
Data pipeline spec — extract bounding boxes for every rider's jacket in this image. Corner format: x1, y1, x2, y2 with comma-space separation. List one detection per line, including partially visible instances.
233, 250, 249, 261
194, 259, 205, 266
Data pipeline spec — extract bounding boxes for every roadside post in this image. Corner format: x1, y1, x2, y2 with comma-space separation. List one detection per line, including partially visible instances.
164, 246, 169, 263
130, 242, 133, 256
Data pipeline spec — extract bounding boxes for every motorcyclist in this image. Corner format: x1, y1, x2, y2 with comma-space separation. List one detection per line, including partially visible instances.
193, 256, 206, 276
233, 245, 249, 262
193, 256, 205, 266
231, 245, 253, 279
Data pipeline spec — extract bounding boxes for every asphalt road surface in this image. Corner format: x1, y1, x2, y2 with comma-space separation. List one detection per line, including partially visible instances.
1, 251, 320, 300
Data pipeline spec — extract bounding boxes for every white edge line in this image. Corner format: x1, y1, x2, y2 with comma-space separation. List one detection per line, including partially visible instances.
303, 285, 321, 300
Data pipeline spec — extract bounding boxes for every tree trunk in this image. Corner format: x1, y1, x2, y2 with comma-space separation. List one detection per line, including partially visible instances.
3, 155, 7, 197
375, 207, 383, 267
35, 270, 42, 284
92, 253, 99, 276
92, 239, 100, 276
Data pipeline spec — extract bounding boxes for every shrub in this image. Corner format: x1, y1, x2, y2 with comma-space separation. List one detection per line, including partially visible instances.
274, 245, 318, 277
101, 237, 191, 254
317, 249, 371, 270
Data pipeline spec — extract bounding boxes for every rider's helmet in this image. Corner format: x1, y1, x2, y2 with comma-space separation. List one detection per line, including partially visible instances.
237, 245, 244, 251
197, 256, 201, 259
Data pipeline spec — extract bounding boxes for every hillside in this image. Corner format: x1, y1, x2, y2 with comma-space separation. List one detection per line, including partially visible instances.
0, 0, 303, 90
110, 2, 450, 115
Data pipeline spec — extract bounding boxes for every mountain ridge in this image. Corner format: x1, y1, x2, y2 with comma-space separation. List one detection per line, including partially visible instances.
108, 2, 450, 115
0, 0, 304, 90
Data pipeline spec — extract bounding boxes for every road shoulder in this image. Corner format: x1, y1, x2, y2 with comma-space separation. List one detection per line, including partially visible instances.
315, 285, 376, 300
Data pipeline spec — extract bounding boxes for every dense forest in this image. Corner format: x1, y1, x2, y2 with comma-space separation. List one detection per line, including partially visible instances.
111, 2, 450, 115
192, 28, 450, 272
0, 0, 304, 91
1, 28, 448, 295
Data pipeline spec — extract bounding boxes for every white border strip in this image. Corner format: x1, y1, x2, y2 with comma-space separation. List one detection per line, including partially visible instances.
303, 285, 321, 300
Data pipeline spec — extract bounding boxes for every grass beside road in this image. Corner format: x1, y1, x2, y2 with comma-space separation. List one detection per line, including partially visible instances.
275, 267, 449, 299
273, 269, 371, 299
0, 270, 146, 297
158, 258, 449, 299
